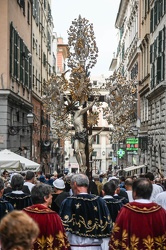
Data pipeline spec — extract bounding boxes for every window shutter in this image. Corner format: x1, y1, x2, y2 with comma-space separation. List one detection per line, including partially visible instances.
163, 26, 165, 51
158, 30, 162, 53
29, 57, 32, 90
10, 23, 14, 76
20, 38, 23, 82
150, 9, 153, 32
24, 47, 28, 87
150, 44, 152, 63
154, 2, 157, 27
157, 56, 161, 83
162, 53, 165, 81
14, 30, 18, 78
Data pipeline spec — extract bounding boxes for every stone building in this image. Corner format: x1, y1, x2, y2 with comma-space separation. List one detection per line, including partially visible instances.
110, 0, 140, 167
146, 0, 166, 175
0, 0, 54, 173
110, 0, 166, 175
137, 0, 150, 166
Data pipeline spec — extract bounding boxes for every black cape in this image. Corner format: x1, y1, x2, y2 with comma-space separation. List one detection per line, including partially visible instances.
104, 197, 123, 222
59, 193, 112, 238
3, 192, 32, 210
0, 198, 14, 220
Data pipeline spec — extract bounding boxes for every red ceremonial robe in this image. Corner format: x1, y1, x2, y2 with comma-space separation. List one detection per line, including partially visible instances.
23, 204, 71, 250
109, 202, 166, 250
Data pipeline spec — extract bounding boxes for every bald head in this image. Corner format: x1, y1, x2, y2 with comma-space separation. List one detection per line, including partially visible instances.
132, 178, 152, 200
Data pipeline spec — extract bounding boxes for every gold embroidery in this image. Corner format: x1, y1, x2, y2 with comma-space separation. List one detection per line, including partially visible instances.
112, 223, 120, 233
110, 226, 166, 250
36, 235, 46, 249
62, 213, 111, 237
130, 234, 139, 248
122, 229, 128, 241
35, 233, 70, 249
94, 206, 98, 211
87, 220, 92, 226
64, 215, 69, 220
68, 195, 99, 201
75, 203, 81, 209
143, 235, 154, 249
155, 234, 166, 248
125, 203, 161, 213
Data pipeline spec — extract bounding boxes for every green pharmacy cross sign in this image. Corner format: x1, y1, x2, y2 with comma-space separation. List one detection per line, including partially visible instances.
117, 148, 125, 159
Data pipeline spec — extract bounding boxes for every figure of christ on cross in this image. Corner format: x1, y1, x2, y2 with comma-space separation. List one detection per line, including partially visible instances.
72, 100, 96, 171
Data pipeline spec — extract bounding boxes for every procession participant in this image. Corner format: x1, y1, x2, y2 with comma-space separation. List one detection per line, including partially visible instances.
145, 172, 163, 201
125, 177, 134, 202
60, 174, 112, 250
23, 171, 35, 193
155, 190, 166, 209
3, 174, 32, 210
109, 178, 166, 249
102, 181, 123, 249
102, 181, 123, 223
0, 210, 39, 250
23, 183, 71, 250
51, 178, 70, 214
0, 178, 13, 219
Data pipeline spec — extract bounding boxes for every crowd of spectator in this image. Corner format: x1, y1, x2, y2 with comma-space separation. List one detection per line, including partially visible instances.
0, 169, 166, 249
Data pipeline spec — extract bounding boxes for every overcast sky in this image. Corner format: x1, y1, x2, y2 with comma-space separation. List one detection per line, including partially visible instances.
51, 0, 120, 77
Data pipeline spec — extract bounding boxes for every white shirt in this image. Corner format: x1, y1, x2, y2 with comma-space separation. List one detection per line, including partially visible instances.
103, 195, 114, 199
24, 182, 35, 192
150, 184, 163, 202
135, 199, 151, 203
126, 190, 134, 202
155, 192, 166, 209
66, 232, 103, 250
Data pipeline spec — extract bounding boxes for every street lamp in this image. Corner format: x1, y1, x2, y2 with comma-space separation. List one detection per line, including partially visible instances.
27, 113, 34, 125
132, 126, 139, 137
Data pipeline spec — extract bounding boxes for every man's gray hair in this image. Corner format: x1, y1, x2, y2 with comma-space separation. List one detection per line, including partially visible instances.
31, 183, 52, 204
71, 174, 89, 187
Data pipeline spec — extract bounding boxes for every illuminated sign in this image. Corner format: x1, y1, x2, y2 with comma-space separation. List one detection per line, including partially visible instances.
126, 137, 139, 152
117, 148, 125, 158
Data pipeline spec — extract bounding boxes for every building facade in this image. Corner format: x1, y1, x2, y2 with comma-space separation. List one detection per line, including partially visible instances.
0, 0, 54, 173
110, 0, 140, 167
146, 0, 166, 175
110, 0, 166, 175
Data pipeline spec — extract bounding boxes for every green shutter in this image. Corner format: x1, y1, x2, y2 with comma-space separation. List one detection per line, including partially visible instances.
150, 44, 152, 63
154, 2, 157, 27
14, 30, 18, 78
29, 57, 32, 90
10, 23, 13, 76
20, 38, 23, 82
158, 30, 162, 53
157, 56, 161, 83
150, 9, 154, 32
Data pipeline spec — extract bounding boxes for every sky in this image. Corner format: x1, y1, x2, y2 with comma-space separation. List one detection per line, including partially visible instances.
51, 0, 121, 78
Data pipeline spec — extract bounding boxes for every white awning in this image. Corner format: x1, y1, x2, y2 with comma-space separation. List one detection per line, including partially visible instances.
0, 149, 40, 172
124, 165, 146, 172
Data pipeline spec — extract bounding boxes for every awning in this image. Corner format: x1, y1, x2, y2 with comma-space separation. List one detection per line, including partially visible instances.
0, 149, 40, 172
124, 165, 146, 172
0, 160, 21, 172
